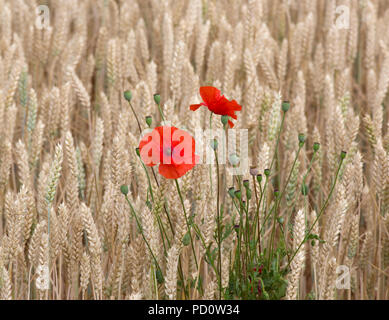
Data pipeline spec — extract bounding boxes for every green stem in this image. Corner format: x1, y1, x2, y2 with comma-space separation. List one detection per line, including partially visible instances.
128, 101, 142, 134
124, 195, 163, 278
285, 155, 345, 270
268, 143, 303, 262
156, 101, 165, 122
174, 179, 198, 270
214, 149, 222, 299
269, 112, 286, 173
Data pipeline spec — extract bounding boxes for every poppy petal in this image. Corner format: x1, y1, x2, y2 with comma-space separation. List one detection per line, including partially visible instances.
229, 99, 242, 111
158, 163, 193, 179
199, 86, 221, 105
139, 130, 161, 166
190, 104, 202, 111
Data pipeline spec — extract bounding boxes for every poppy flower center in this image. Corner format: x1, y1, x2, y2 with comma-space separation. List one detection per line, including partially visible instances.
163, 146, 173, 156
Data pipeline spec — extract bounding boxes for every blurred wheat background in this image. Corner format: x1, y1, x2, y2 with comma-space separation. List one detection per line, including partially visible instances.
0, 0, 388, 300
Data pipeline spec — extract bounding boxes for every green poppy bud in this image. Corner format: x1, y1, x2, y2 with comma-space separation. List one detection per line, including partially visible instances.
234, 190, 242, 200
221, 115, 229, 127
313, 142, 320, 152
257, 174, 263, 184
274, 189, 280, 198
298, 133, 306, 144
120, 185, 129, 196
264, 169, 270, 177
243, 180, 250, 189
340, 150, 347, 160
135, 147, 140, 157
154, 93, 161, 105
146, 116, 152, 127
124, 90, 132, 102
282, 101, 290, 112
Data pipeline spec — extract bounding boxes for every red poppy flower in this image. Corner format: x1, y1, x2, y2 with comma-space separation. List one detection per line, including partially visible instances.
138, 126, 199, 179
189, 86, 242, 128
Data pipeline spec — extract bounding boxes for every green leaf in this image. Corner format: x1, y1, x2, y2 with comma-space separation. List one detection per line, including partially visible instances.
156, 269, 164, 284
182, 232, 191, 246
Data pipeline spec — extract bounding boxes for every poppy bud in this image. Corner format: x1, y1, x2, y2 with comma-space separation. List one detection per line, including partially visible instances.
282, 101, 290, 112
340, 150, 347, 160
298, 133, 306, 144
135, 147, 140, 157
154, 93, 161, 105
257, 174, 263, 184
124, 90, 132, 102
221, 115, 229, 127
211, 139, 218, 150
264, 169, 270, 177
313, 142, 320, 152
274, 189, 280, 198
120, 185, 129, 196
234, 190, 242, 200
246, 189, 252, 200
243, 180, 250, 189
250, 167, 259, 176
228, 187, 236, 198
146, 116, 152, 127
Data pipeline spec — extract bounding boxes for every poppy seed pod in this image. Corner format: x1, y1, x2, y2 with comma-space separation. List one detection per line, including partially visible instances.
250, 167, 259, 176
154, 93, 161, 105
124, 90, 132, 102
228, 187, 236, 198
282, 101, 290, 112
243, 180, 250, 189
221, 115, 229, 127
146, 116, 152, 127
298, 133, 306, 144
120, 185, 129, 196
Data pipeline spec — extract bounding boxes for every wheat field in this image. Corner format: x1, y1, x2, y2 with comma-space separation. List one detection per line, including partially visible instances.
0, 0, 388, 300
